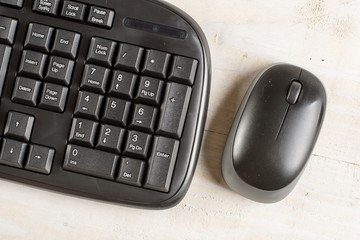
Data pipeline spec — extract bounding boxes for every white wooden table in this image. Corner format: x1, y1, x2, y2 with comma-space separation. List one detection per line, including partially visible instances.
1, 0, 360, 239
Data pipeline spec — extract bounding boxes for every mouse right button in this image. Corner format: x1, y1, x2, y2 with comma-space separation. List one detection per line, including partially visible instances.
286, 81, 302, 105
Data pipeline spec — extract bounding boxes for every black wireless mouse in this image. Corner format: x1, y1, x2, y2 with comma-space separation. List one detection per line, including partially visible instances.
222, 64, 326, 203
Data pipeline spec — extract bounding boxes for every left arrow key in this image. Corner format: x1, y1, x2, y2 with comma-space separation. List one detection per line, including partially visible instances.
0, 16, 18, 45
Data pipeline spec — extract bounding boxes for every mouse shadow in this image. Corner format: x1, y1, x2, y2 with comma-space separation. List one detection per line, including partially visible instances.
200, 71, 256, 189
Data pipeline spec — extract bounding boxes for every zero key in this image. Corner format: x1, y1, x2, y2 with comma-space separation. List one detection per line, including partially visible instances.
63, 144, 119, 180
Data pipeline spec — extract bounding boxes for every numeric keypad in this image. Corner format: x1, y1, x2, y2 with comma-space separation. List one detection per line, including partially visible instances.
62, 36, 198, 194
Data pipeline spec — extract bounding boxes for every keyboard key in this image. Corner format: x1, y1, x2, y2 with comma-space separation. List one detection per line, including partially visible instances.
108, 70, 137, 99
96, 124, 126, 153
0, 0, 24, 8
11, 77, 41, 106
25, 144, 55, 174
33, 0, 61, 16
123, 130, 152, 160
157, 82, 191, 139
169, 56, 198, 85
0, 44, 11, 97
142, 49, 171, 79
87, 37, 116, 67
102, 97, 131, 127
4, 111, 35, 141
51, 29, 81, 59
0, 16, 18, 45
87, 6, 115, 28
24, 23, 54, 52
74, 91, 104, 120
0, 138, 28, 168
63, 144, 119, 180
39, 83, 68, 112
114, 43, 143, 73
18, 50, 48, 79
80, 64, 110, 94
144, 136, 179, 192
69, 118, 98, 147
45, 56, 74, 85
135, 76, 164, 106
61, 0, 87, 21
116, 157, 145, 187
130, 104, 157, 133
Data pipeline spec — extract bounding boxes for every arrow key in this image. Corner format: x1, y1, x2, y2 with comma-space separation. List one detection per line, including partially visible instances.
0, 16, 18, 45
25, 144, 55, 174
0, 138, 27, 168
4, 111, 35, 141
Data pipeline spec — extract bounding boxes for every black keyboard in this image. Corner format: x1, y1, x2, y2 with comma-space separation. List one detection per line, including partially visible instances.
0, 0, 210, 208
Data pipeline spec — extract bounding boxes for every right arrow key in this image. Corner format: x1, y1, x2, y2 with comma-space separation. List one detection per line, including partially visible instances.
25, 144, 55, 174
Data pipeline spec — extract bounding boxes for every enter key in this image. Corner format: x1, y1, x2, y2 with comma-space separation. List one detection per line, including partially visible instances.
144, 136, 179, 192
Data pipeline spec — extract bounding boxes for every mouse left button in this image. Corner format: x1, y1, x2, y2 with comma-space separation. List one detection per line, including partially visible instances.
286, 81, 302, 105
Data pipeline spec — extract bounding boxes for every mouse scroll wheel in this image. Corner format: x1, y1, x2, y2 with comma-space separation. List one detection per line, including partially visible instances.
286, 81, 302, 105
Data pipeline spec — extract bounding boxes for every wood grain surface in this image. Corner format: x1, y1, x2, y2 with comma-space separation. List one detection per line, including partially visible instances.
1, 0, 360, 239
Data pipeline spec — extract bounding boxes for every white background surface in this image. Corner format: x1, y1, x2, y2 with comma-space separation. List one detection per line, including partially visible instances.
1, 0, 360, 239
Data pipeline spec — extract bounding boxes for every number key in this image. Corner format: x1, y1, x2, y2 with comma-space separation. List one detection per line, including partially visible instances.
102, 97, 131, 127
130, 104, 157, 133
135, 76, 164, 106
80, 64, 110, 93
123, 130, 152, 159
74, 91, 104, 120
63, 144, 119, 180
96, 124, 126, 153
108, 70, 137, 99
69, 118, 98, 147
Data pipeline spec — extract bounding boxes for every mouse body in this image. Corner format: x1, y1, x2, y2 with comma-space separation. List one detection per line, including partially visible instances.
222, 64, 326, 203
